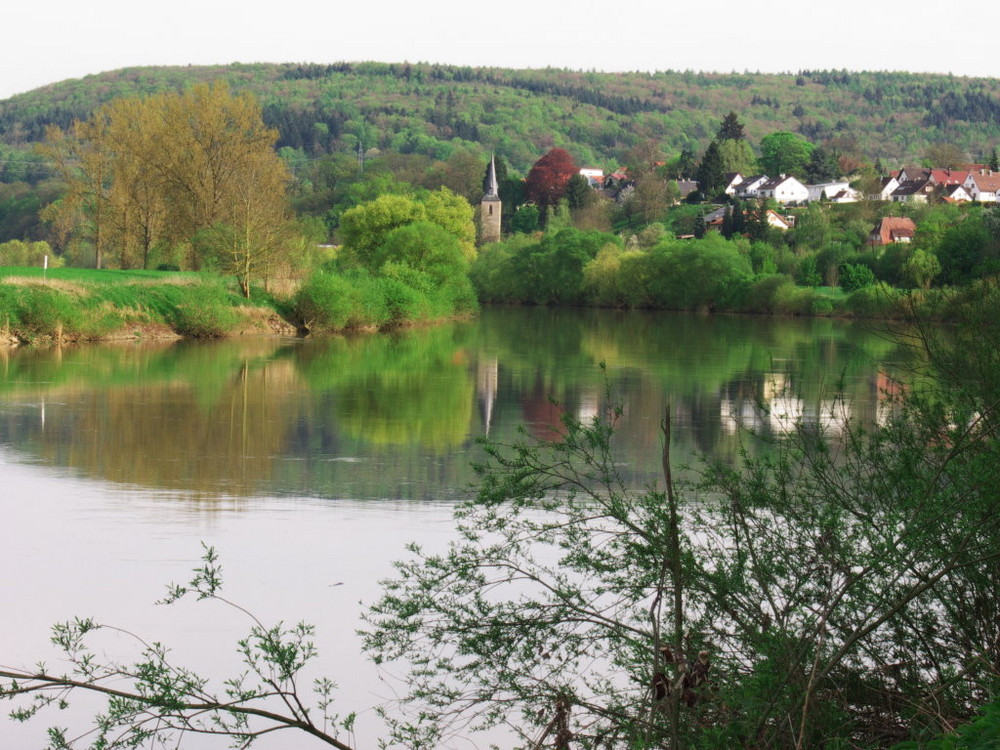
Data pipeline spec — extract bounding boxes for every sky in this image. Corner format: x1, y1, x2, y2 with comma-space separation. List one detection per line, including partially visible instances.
1, 0, 997, 101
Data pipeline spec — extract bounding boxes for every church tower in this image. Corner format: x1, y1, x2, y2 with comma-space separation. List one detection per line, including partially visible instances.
479, 155, 502, 245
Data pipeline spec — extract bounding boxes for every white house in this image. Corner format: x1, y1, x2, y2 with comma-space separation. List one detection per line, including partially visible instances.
890, 180, 935, 203
963, 170, 1000, 202
735, 175, 769, 199
766, 210, 793, 230
806, 181, 856, 202
879, 176, 900, 201
758, 175, 809, 204
942, 184, 973, 202
723, 172, 744, 196
579, 167, 605, 188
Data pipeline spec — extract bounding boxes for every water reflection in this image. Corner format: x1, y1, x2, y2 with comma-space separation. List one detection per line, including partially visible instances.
0, 309, 915, 500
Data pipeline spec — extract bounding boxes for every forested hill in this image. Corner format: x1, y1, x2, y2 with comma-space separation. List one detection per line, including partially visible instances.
2, 62, 999, 171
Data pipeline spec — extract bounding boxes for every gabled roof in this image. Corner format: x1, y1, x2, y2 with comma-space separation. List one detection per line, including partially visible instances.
869, 216, 917, 245
891, 179, 933, 197
766, 210, 792, 229
677, 179, 698, 197
967, 170, 1000, 193
929, 169, 969, 185
703, 206, 727, 223
760, 174, 804, 191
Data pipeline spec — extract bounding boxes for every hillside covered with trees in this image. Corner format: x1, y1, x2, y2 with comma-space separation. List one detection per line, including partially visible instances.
2, 62, 1000, 178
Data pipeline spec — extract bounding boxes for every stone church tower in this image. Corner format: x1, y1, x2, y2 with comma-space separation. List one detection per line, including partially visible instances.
479, 155, 502, 245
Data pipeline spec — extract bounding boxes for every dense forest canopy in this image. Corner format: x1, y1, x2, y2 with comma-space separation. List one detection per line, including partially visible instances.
1, 62, 1000, 177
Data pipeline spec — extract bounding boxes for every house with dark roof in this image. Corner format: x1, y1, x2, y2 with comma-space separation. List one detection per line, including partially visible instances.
890, 180, 936, 203
676, 179, 699, 199
868, 217, 917, 247
735, 175, 768, 199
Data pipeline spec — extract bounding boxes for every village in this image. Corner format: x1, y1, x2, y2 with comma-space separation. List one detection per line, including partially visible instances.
569, 160, 1000, 249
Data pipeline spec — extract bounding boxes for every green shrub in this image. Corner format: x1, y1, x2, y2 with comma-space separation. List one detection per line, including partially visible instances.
739, 274, 796, 313
840, 262, 877, 292
169, 285, 239, 338
846, 282, 903, 318
0, 240, 61, 268
771, 282, 816, 315
293, 272, 359, 331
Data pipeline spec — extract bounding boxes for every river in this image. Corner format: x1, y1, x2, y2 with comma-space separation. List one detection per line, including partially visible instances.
0, 307, 914, 749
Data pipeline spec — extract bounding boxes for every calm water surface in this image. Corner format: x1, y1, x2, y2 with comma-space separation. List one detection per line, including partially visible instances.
0, 307, 913, 748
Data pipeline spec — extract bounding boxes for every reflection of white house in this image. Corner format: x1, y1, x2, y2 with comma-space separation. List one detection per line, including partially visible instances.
814, 400, 852, 436
577, 389, 600, 424
758, 175, 809, 204
720, 399, 765, 435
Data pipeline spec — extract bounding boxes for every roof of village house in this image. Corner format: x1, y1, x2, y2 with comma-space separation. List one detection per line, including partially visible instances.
891, 179, 934, 197
870, 216, 917, 245
760, 174, 804, 191
703, 206, 727, 224
766, 210, 792, 229
929, 169, 969, 185
735, 175, 767, 189
967, 170, 1000, 193
677, 179, 698, 197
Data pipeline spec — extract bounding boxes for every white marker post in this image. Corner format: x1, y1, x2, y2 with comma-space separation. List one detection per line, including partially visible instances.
43, 254, 48, 282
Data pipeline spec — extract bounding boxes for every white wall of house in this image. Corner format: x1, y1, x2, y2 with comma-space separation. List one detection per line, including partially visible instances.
807, 181, 851, 201
770, 177, 809, 204
880, 177, 900, 200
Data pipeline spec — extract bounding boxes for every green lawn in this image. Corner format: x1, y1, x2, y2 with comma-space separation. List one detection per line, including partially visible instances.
0, 266, 205, 284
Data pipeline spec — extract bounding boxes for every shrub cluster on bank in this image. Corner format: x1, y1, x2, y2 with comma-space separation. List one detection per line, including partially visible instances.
292, 265, 477, 333
471, 227, 930, 318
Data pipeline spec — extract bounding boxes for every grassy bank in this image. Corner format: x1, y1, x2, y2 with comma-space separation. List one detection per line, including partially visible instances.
0, 268, 293, 344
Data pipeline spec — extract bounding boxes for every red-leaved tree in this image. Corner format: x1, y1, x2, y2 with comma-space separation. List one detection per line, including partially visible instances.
524, 148, 578, 215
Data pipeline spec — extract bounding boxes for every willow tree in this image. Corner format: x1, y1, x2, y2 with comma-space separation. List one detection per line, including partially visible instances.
39, 83, 293, 296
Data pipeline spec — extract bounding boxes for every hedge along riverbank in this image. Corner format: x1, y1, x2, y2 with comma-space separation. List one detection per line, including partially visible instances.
0, 263, 479, 346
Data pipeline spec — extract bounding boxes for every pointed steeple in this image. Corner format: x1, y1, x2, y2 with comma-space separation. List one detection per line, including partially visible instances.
479, 154, 502, 245
483, 154, 500, 201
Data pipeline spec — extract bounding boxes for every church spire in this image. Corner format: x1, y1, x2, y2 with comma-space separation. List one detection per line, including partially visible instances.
484, 154, 499, 200
479, 154, 502, 244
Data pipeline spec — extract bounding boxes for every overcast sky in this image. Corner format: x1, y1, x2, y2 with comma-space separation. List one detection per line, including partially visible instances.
1, 0, 996, 101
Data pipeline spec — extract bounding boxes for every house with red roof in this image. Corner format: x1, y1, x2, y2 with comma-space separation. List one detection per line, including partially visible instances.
963, 170, 1000, 202
867, 217, 917, 247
